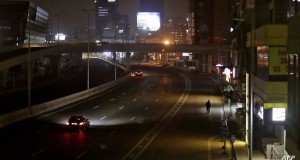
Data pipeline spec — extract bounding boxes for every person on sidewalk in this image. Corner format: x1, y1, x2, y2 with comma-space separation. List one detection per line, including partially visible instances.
206, 100, 211, 113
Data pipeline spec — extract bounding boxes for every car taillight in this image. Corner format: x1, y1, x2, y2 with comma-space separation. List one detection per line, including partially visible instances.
79, 122, 84, 125
66, 122, 70, 125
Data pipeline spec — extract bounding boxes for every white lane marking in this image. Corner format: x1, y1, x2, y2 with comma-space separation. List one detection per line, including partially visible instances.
100, 116, 107, 120
36, 129, 46, 135
155, 99, 158, 102
122, 74, 191, 160
99, 144, 106, 149
93, 105, 100, 109
119, 106, 124, 110
208, 137, 213, 160
109, 130, 116, 136
132, 98, 137, 102
144, 107, 149, 110
75, 151, 87, 159
130, 117, 136, 121
110, 98, 115, 101
31, 149, 44, 158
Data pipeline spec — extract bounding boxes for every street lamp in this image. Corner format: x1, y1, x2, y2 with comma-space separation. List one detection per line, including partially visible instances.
82, 9, 94, 91
27, 0, 32, 116
54, 14, 61, 45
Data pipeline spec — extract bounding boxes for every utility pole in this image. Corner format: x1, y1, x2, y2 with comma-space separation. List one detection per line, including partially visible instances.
27, 0, 32, 116
82, 9, 94, 91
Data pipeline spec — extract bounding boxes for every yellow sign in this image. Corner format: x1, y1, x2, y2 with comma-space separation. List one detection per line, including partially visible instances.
269, 47, 288, 75
264, 103, 287, 109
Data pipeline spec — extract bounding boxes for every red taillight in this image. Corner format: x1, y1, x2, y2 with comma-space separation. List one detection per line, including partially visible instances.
66, 122, 69, 125
79, 122, 84, 126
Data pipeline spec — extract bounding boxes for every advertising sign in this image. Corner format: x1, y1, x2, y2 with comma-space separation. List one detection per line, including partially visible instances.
269, 47, 288, 75
137, 12, 160, 31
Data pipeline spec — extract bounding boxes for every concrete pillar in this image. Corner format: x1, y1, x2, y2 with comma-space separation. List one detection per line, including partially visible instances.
0, 69, 8, 87
164, 51, 168, 64
113, 52, 116, 62
21, 61, 34, 82
48, 55, 61, 78
208, 54, 213, 73
126, 52, 131, 72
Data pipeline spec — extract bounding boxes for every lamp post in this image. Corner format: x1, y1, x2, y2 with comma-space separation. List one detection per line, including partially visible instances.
54, 14, 61, 45
27, 0, 32, 116
82, 9, 94, 90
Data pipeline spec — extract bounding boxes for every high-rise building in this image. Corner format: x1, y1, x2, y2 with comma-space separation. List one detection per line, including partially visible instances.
95, 0, 118, 42
95, 0, 129, 43
0, 1, 48, 46
162, 17, 188, 44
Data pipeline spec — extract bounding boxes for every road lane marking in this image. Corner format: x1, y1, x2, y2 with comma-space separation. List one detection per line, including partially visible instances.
75, 151, 87, 159
109, 130, 116, 136
100, 116, 107, 120
31, 149, 44, 158
121, 74, 191, 160
93, 105, 100, 109
208, 137, 213, 160
36, 129, 46, 135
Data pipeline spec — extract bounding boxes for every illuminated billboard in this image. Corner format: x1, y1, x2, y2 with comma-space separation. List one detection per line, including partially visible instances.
137, 12, 160, 31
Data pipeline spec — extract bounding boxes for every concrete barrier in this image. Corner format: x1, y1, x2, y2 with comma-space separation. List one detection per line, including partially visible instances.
0, 74, 130, 128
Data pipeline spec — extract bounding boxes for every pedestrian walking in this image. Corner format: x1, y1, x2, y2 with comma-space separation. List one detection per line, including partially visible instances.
206, 100, 211, 113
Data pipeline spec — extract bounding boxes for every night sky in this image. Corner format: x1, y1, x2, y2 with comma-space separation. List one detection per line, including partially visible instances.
31, 0, 188, 34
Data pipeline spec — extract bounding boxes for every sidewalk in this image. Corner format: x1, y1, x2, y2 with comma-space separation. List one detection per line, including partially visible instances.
222, 96, 267, 160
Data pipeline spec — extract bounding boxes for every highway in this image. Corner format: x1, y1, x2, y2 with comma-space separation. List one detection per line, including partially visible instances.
0, 63, 229, 160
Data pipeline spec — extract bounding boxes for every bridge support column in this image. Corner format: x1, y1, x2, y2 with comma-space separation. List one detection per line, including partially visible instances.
125, 52, 131, 72
0, 69, 8, 87
22, 61, 34, 82
48, 55, 62, 78
112, 52, 116, 62
207, 54, 213, 73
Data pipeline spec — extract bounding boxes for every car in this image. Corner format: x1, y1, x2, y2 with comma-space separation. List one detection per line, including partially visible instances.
66, 116, 90, 130
134, 70, 143, 76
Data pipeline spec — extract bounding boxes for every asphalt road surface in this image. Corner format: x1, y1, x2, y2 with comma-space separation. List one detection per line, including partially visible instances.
0, 64, 229, 160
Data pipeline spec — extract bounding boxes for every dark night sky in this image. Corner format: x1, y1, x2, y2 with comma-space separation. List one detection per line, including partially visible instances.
31, 0, 188, 34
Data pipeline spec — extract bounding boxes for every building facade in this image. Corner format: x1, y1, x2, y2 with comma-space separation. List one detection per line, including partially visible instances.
0, 1, 48, 46
187, 0, 231, 73
162, 17, 188, 45
95, 0, 126, 42
238, 0, 300, 158
286, 0, 300, 158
